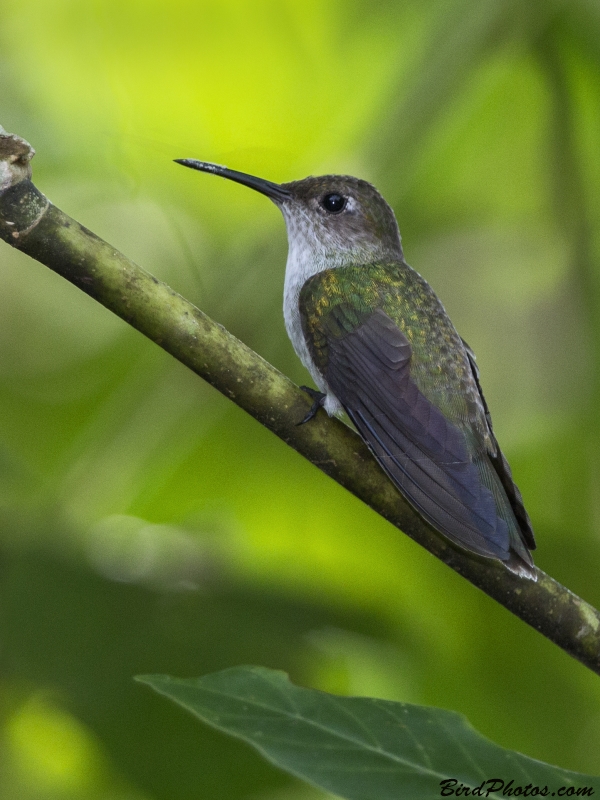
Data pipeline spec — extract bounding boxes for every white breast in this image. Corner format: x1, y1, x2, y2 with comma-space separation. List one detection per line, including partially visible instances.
281, 209, 343, 416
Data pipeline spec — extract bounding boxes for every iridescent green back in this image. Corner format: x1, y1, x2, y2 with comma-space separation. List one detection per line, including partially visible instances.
300, 261, 490, 448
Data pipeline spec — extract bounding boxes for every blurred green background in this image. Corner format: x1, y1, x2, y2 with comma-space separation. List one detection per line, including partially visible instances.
2, 0, 600, 797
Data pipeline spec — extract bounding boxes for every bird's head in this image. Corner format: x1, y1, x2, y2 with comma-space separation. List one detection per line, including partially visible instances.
176, 160, 403, 268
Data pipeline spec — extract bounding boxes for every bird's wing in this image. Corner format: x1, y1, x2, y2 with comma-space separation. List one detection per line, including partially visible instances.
461, 339, 536, 551
299, 265, 536, 573
321, 307, 511, 560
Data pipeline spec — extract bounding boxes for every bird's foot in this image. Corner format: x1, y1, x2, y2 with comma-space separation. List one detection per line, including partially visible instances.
297, 386, 326, 425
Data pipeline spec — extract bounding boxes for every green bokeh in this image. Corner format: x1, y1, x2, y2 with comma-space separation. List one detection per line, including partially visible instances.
2, 1, 600, 797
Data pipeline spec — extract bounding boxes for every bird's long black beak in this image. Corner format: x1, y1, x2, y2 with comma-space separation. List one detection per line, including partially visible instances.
174, 159, 291, 203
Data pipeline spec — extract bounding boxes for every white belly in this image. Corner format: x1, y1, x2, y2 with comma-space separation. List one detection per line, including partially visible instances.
283, 263, 342, 417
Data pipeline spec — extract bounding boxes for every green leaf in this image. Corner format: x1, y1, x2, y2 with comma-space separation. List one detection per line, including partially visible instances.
137, 666, 600, 800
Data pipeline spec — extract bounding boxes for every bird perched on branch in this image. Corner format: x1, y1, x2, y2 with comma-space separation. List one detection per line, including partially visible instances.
176, 159, 536, 580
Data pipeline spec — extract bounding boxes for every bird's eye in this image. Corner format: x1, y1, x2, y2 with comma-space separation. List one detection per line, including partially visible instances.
320, 193, 347, 213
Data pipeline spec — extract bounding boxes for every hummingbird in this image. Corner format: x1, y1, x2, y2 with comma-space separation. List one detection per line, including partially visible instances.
176, 159, 537, 580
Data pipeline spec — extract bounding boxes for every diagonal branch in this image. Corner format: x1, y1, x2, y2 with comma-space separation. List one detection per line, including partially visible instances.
1, 126, 599, 675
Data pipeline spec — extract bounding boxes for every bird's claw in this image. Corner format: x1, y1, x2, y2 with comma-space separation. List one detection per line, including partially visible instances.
297, 386, 326, 425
